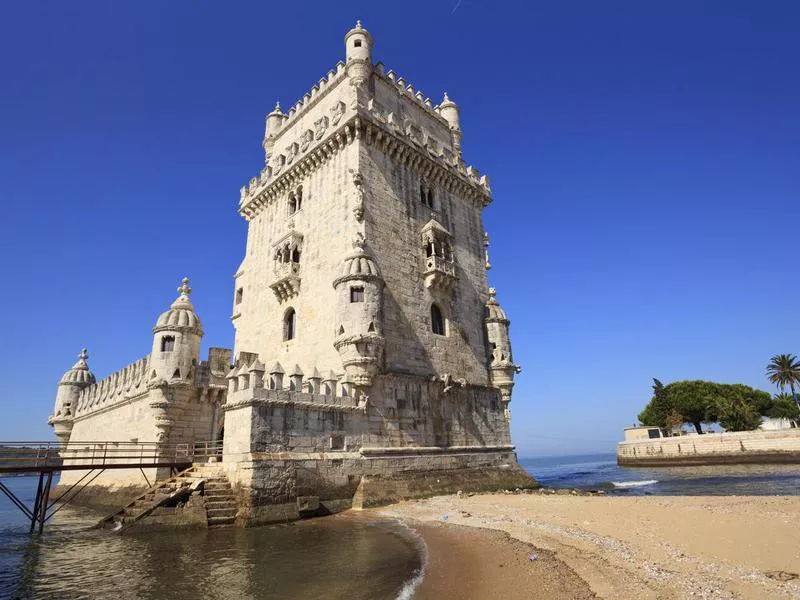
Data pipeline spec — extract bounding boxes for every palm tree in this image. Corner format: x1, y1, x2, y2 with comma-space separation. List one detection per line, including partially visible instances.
766, 354, 800, 405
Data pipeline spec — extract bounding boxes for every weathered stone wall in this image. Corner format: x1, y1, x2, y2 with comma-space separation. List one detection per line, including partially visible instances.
233, 141, 360, 376
617, 429, 800, 466
360, 138, 490, 384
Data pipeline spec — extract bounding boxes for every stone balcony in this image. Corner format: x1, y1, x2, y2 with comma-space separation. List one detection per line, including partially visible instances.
269, 262, 301, 302
423, 255, 457, 292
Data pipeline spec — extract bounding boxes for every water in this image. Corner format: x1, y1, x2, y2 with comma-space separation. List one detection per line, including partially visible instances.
521, 453, 800, 495
0, 476, 423, 600
4, 457, 800, 599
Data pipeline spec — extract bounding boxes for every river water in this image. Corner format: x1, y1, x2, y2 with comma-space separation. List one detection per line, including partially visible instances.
4, 455, 800, 599
0, 477, 423, 600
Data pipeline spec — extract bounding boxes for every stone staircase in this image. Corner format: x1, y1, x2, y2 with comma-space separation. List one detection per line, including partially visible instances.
97, 463, 238, 530
188, 462, 238, 527
98, 467, 199, 530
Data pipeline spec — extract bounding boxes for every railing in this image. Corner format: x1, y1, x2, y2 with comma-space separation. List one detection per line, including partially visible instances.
0, 440, 223, 473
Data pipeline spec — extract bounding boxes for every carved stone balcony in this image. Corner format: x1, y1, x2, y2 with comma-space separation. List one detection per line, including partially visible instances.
270, 262, 301, 302
423, 255, 456, 292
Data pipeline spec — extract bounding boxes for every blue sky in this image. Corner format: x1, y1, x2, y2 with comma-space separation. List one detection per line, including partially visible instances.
1, 2, 798, 455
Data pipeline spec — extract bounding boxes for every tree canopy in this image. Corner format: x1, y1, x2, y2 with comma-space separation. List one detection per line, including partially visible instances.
766, 354, 800, 400
638, 379, 775, 433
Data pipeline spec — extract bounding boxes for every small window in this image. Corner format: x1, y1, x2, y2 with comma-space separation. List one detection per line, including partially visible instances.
161, 336, 175, 352
292, 248, 300, 263
284, 308, 296, 341
235, 288, 243, 305
431, 304, 445, 336
354, 39, 362, 48
330, 434, 344, 450
288, 194, 298, 214
350, 286, 364, 302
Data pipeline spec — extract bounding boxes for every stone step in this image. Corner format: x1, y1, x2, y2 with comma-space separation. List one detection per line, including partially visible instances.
208, 516, 235, 526
207, 507, 237, 518
205, 500, 236, 509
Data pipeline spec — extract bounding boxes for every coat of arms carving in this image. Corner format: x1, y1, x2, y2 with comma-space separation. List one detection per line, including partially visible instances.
314, 116, 329, 140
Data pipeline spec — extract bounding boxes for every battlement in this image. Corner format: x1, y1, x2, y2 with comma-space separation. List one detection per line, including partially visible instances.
225, 387, 363, 412
374, 62, 449, 126
272, 60, 347, 141
74, 355, 151, 417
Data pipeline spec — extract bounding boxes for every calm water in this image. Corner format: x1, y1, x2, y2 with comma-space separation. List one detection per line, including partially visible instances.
521, 452, 800, 495
0, 476, 423, 600
4, 456, 800, 599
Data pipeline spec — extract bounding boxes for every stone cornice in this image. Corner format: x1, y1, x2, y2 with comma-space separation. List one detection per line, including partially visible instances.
239, 113, 493, 220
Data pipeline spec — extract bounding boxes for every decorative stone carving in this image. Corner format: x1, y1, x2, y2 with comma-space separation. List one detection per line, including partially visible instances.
352, 171, 365, 221
314, 116, 329, 140
300, 129, 313, 152
483, 232, 492, 270
330, 100, 346, 125
286, 142, 298, 164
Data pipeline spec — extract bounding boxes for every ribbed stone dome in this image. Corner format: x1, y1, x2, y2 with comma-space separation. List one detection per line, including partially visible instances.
59, 348, 96, 386
333, 235, 383, 288
485, 288, 509, 323
153, 277, 203, 334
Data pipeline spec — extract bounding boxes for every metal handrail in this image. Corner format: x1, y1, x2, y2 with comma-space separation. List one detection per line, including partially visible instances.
0, 440, 223, 473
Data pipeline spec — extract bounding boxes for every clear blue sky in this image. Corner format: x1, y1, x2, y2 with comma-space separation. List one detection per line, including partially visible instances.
1, 2, 798, 455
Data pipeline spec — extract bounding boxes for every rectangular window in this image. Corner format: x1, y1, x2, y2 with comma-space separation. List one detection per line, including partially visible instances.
350, 287, 364, 302
235, 288, 243, 304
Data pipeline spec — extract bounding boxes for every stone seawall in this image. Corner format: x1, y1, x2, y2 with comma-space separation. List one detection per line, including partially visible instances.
617, 429, 800, 466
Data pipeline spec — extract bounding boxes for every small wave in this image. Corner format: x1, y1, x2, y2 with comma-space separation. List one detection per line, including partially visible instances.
392, 519, 428, 600
612, 479, 658, 488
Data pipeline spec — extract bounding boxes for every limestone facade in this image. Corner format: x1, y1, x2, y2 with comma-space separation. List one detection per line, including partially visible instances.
50, 22, 531, 519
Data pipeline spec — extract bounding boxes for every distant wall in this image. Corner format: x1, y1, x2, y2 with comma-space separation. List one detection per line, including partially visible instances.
617, 429, 800, 466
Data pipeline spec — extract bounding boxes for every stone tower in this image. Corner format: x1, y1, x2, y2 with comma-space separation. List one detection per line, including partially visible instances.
233, 21, 519, 402
225, 23, 531, 520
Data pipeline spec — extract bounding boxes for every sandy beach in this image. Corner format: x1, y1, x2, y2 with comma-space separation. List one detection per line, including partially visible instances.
380, 492, 800, 599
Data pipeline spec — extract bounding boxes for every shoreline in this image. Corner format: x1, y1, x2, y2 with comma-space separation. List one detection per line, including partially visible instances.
379, 492, 800, 599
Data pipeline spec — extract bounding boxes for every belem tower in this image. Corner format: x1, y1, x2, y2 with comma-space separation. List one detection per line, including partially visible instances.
49, 23, 534, 525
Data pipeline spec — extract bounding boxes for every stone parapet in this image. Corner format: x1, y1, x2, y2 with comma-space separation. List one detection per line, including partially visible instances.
617, 429, 800, 466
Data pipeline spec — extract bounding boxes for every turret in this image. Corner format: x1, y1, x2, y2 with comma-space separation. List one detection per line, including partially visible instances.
150, 277, 203, 384
332, 234, 384, 390
344, 21, 373, 85
439, 93, 463, 160
263, 102, 286, 161
50, 348, 96, 444
484, 288, 521, 410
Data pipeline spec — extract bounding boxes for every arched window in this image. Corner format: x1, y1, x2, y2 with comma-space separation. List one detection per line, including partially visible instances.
284, 308, 296, 341
431, 304, 445, 336
288, 193, 298, 214
161, 336, 175, 352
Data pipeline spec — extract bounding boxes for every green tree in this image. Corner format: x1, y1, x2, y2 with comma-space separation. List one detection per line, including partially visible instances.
637, 379, 773, 434
766, 354, 800, 402
766, 393, 800, 421
638, 378, 670, 427
715, 392, 763, 431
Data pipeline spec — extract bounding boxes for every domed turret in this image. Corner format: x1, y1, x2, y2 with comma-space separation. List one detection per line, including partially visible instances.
344, 21, 373, 85
439, 92, 463, 160
332, 234, 384, 389
263, 102, 286, 161
150, 277, 203, 384
484, 288, 520, 409
50, 348, 96, 444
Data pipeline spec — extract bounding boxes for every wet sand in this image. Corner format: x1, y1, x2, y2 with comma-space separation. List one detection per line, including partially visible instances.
380, 493, 800, 599
412, 521, 595, 599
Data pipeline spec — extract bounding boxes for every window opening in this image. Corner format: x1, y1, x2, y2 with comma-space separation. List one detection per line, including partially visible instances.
350, 286, 364, 302
284, 308, 296, 341
292, 248, 300, 263
235, 288, 243, 305
161, 336, 175, 352
354, 40, 362, 48
431, 304, 445, 336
